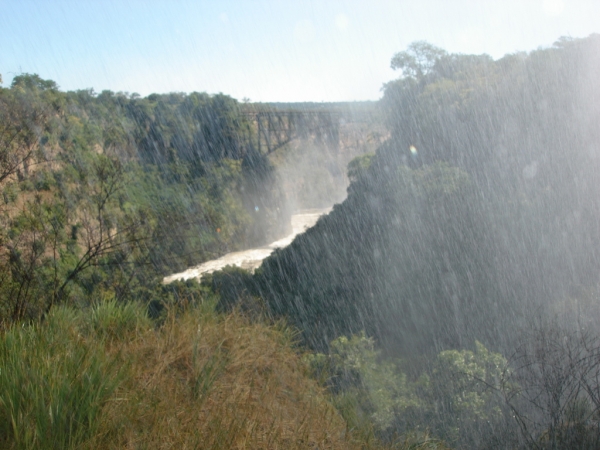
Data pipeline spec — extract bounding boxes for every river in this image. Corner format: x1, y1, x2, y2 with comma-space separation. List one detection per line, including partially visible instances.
163, 208, 331, 283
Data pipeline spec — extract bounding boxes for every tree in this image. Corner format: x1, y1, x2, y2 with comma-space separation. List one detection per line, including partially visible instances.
0, 83, 48, 184
390, 41, 447, 80
502, 324, 600, 449
0, 151, 150, 323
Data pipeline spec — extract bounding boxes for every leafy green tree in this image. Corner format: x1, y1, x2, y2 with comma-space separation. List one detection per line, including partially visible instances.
390, 41, 447, 81
428, 342, 508, 446
307, 334, 509, 447
306, 332, 422, 437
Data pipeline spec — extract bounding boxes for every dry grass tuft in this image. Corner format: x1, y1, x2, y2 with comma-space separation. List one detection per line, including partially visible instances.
90, 308, 371, 449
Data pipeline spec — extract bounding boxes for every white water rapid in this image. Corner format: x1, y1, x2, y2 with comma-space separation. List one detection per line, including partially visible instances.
163, 208, 331, 283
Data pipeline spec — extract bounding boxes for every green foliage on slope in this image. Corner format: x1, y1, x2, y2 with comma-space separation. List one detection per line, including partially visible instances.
251, 34, 600, 356
0, 292, 420, 450
307, 334, 507, 448
0, 76, 288, 324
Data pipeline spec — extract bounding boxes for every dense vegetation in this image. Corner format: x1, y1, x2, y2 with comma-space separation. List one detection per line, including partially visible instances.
0, 76, 288, 324
0, 287, 381, 449
249, 35, 600, 352
210, 35, 600, 447
3, 34, 600, 449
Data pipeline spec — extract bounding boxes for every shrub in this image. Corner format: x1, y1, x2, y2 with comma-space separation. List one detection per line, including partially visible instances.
308, 333, 509, 448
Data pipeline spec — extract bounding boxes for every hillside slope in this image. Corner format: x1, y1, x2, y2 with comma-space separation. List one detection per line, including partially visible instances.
250, 35, 600, 356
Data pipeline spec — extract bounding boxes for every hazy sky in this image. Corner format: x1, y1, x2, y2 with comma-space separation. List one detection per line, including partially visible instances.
2, 0, 599, 101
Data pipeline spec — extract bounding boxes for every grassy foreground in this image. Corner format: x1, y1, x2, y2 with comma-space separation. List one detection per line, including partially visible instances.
0, 299, 412, 449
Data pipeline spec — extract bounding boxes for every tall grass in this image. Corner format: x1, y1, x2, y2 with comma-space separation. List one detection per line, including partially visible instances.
0, 299, 446, 449
0, 306, 123, 449
83, 298, 152, 341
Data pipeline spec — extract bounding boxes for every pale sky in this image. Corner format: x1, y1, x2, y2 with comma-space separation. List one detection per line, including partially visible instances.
1, 0, 599, 102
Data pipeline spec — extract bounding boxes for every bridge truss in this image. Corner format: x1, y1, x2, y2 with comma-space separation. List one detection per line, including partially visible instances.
243, 110, 340, 154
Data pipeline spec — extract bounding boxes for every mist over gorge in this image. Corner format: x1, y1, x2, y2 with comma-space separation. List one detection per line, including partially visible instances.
201, 34, 600, 447
248, 35, 600, 354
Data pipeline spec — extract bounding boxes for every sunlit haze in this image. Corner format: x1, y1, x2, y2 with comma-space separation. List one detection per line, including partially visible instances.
2, 0, 599, 101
